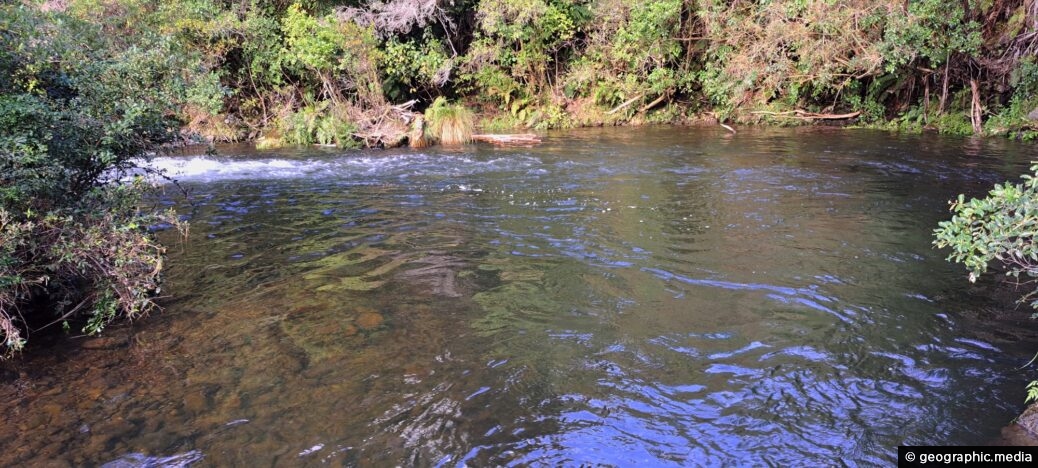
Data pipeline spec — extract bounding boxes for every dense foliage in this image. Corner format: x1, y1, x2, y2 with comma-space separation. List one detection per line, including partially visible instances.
22, 0, 1031, 145
0, 4, 189, 353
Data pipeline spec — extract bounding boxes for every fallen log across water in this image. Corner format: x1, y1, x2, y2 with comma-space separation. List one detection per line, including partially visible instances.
471, 133, 542, 145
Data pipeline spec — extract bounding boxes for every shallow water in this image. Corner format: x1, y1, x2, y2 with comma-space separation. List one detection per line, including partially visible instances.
3, 126, 1038, 465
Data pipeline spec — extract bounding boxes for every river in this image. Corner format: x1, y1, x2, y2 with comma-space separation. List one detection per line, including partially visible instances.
2, 126, 1037, 465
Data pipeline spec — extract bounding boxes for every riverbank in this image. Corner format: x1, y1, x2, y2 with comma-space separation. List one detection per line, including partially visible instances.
193, 101, 1038, 152
12, 1, 1033, 149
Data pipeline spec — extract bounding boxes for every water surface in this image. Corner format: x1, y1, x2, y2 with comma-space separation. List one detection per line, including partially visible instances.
3, 127, 1037, 465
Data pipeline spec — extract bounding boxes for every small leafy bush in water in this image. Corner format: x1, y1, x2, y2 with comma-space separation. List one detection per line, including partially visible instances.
934, 164, 1038, 306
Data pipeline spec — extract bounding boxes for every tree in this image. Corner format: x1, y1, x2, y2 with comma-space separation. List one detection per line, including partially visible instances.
0, 4, 189, 354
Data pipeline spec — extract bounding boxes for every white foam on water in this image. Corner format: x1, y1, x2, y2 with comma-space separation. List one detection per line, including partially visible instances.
142, 156, 335, 182
138, 154, 541, 183
102, 450, 205, 468
298, 444, 324, 457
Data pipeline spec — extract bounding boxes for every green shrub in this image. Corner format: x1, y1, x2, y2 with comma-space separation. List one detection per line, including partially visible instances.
316, 115, 358, 148
0, 186, 184, 350
478, 113, 524, 132
527, 102, 572, 130
379, 35, 452, 102
934, 165, 1038, 307
277, 100, 360, 148
0, 4, 187, 355
282, 103, 322, 146
931, 110, 976, 136
985, 58, 1038, 139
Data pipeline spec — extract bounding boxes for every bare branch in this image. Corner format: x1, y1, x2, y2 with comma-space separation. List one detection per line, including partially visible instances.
337, 0, 450, 38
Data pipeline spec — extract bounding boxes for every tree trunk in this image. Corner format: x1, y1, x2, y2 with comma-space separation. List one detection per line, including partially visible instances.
970, 78, 983, 135
938, 61, 950, 114
923, 77, 930, 125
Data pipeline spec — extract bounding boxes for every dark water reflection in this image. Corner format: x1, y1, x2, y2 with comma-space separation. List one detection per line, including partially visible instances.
3, 127, 1037, 465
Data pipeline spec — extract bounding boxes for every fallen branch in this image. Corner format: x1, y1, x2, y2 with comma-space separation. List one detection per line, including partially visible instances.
750, 110, 861, 120
799, 111, 860, 120
393, 99, 418, 111
606, 94, 644, 115
347, 101, 417, 148
639, 93, 670, 113
471, 133, 542, 145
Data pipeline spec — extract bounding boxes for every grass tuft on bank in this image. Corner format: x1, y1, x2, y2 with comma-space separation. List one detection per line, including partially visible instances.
425, 98, 474, 145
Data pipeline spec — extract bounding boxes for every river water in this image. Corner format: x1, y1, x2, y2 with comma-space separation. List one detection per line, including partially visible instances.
2, 127, 1038, 465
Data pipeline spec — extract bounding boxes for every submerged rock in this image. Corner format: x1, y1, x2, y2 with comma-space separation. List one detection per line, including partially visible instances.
80, 337, 128, 350
356, 310, 385, 330
183, 391, 208, 415
0, 368, 18, 383
397, 255, 467, 297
